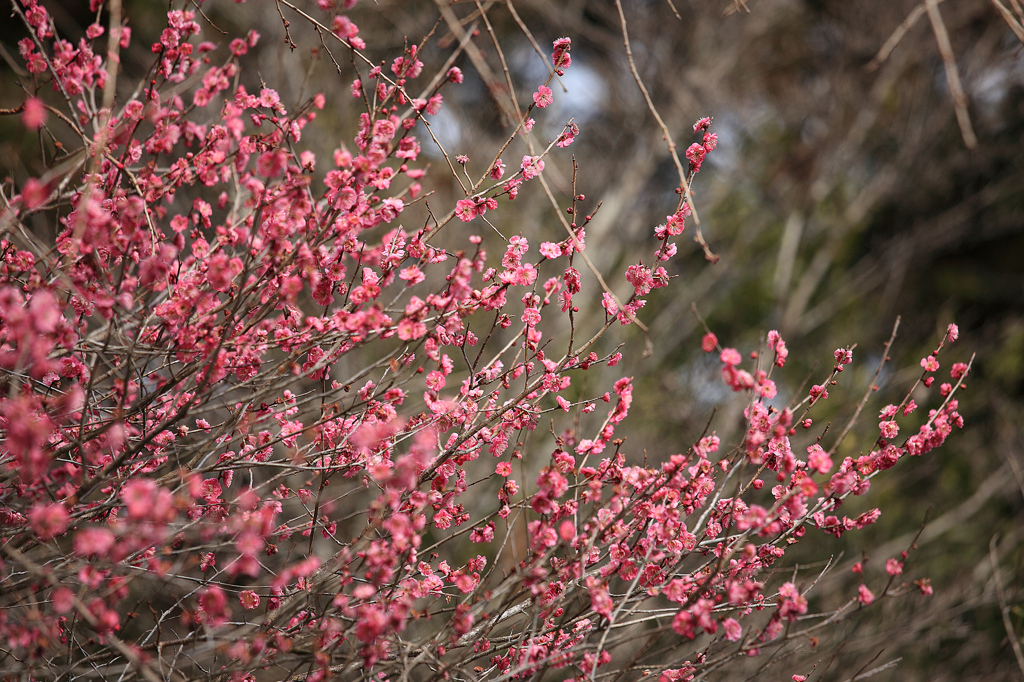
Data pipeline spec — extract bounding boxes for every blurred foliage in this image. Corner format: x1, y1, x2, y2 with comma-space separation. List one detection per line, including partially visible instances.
2, 0, 1022, 679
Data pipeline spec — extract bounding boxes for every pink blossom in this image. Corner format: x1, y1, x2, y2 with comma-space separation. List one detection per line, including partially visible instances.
693, 116, 713, 131
22, 97, 47, 130
539, 241, 561, 259
564, 267, 581, 294
399, 265, 425, 285
625, 263, 654, 296
809, 383, 829, 403
21, 178, 48, 209
551, 37, 571, 70
777, 582, 808, 621
201, 479, 222, 503
453, 603, 474, 634
239, 590, 260, 609
198, 586, 231, 627
720, 348, 742, 366
521, 155, 544, 180
29, 503, 69, 540
723, 617, 742, 641
122, 479, 159, 518
455, 199, 477, 222
74, 527, 115, 557
51, 587, 76, 614
767, 330, 788, 367
533, 85, 553, 108
806, 444, 833, 474
858, 584, 875, 605
425, 370, 446, 392
391, 54, 423, 79
672, 610, 696, 638
665, 207, 689, 236
660, 667, 696, 682
587, 577, 613, 619
686, 143, 706, 172
470, 522, 495, 543
556, 122, 579, 147
601, 293, 619, 316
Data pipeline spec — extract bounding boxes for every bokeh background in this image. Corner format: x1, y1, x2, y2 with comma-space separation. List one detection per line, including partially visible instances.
2, 0, 1022, 679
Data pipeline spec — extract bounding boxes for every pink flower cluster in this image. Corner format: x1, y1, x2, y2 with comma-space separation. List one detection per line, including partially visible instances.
0, 5, 972, 682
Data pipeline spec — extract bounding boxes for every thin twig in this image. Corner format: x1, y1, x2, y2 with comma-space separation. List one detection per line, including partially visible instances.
1002, 443, 1024, 503
924, 0, 977, 149
613, 0, 718, 263
989, 535, 1024, 676
828, 316, 899, 457
100, 0, 123, 125
505, 0, 563, 89
866, 1, 937, 71
433, 0, 517, 126
989, 0, 1024, 43
535, 173, 655, 356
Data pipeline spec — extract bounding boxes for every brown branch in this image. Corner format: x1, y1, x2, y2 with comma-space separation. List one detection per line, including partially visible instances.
828, 316, 900, 457
924, 0, 977, 149
989, 535, 1024, 677
612, 0, 718, 263
989, 0, 1024, 42
866, 0, 938, 71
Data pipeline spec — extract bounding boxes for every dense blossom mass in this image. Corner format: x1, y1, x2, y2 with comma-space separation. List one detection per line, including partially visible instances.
0, 2, 971, 681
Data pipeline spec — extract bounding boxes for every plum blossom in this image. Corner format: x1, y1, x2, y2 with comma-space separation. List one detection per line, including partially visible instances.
22, 97, 47, 130
521, 155, 544, 180
0, 5, 972, 677
29, 503, 68, 540
239, 590, 260, 609
556, 122, 579, 147
533, 85, 553, 108
767, 330, 788, 367
552, 37, 572, 70
74, 528, 115, 557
